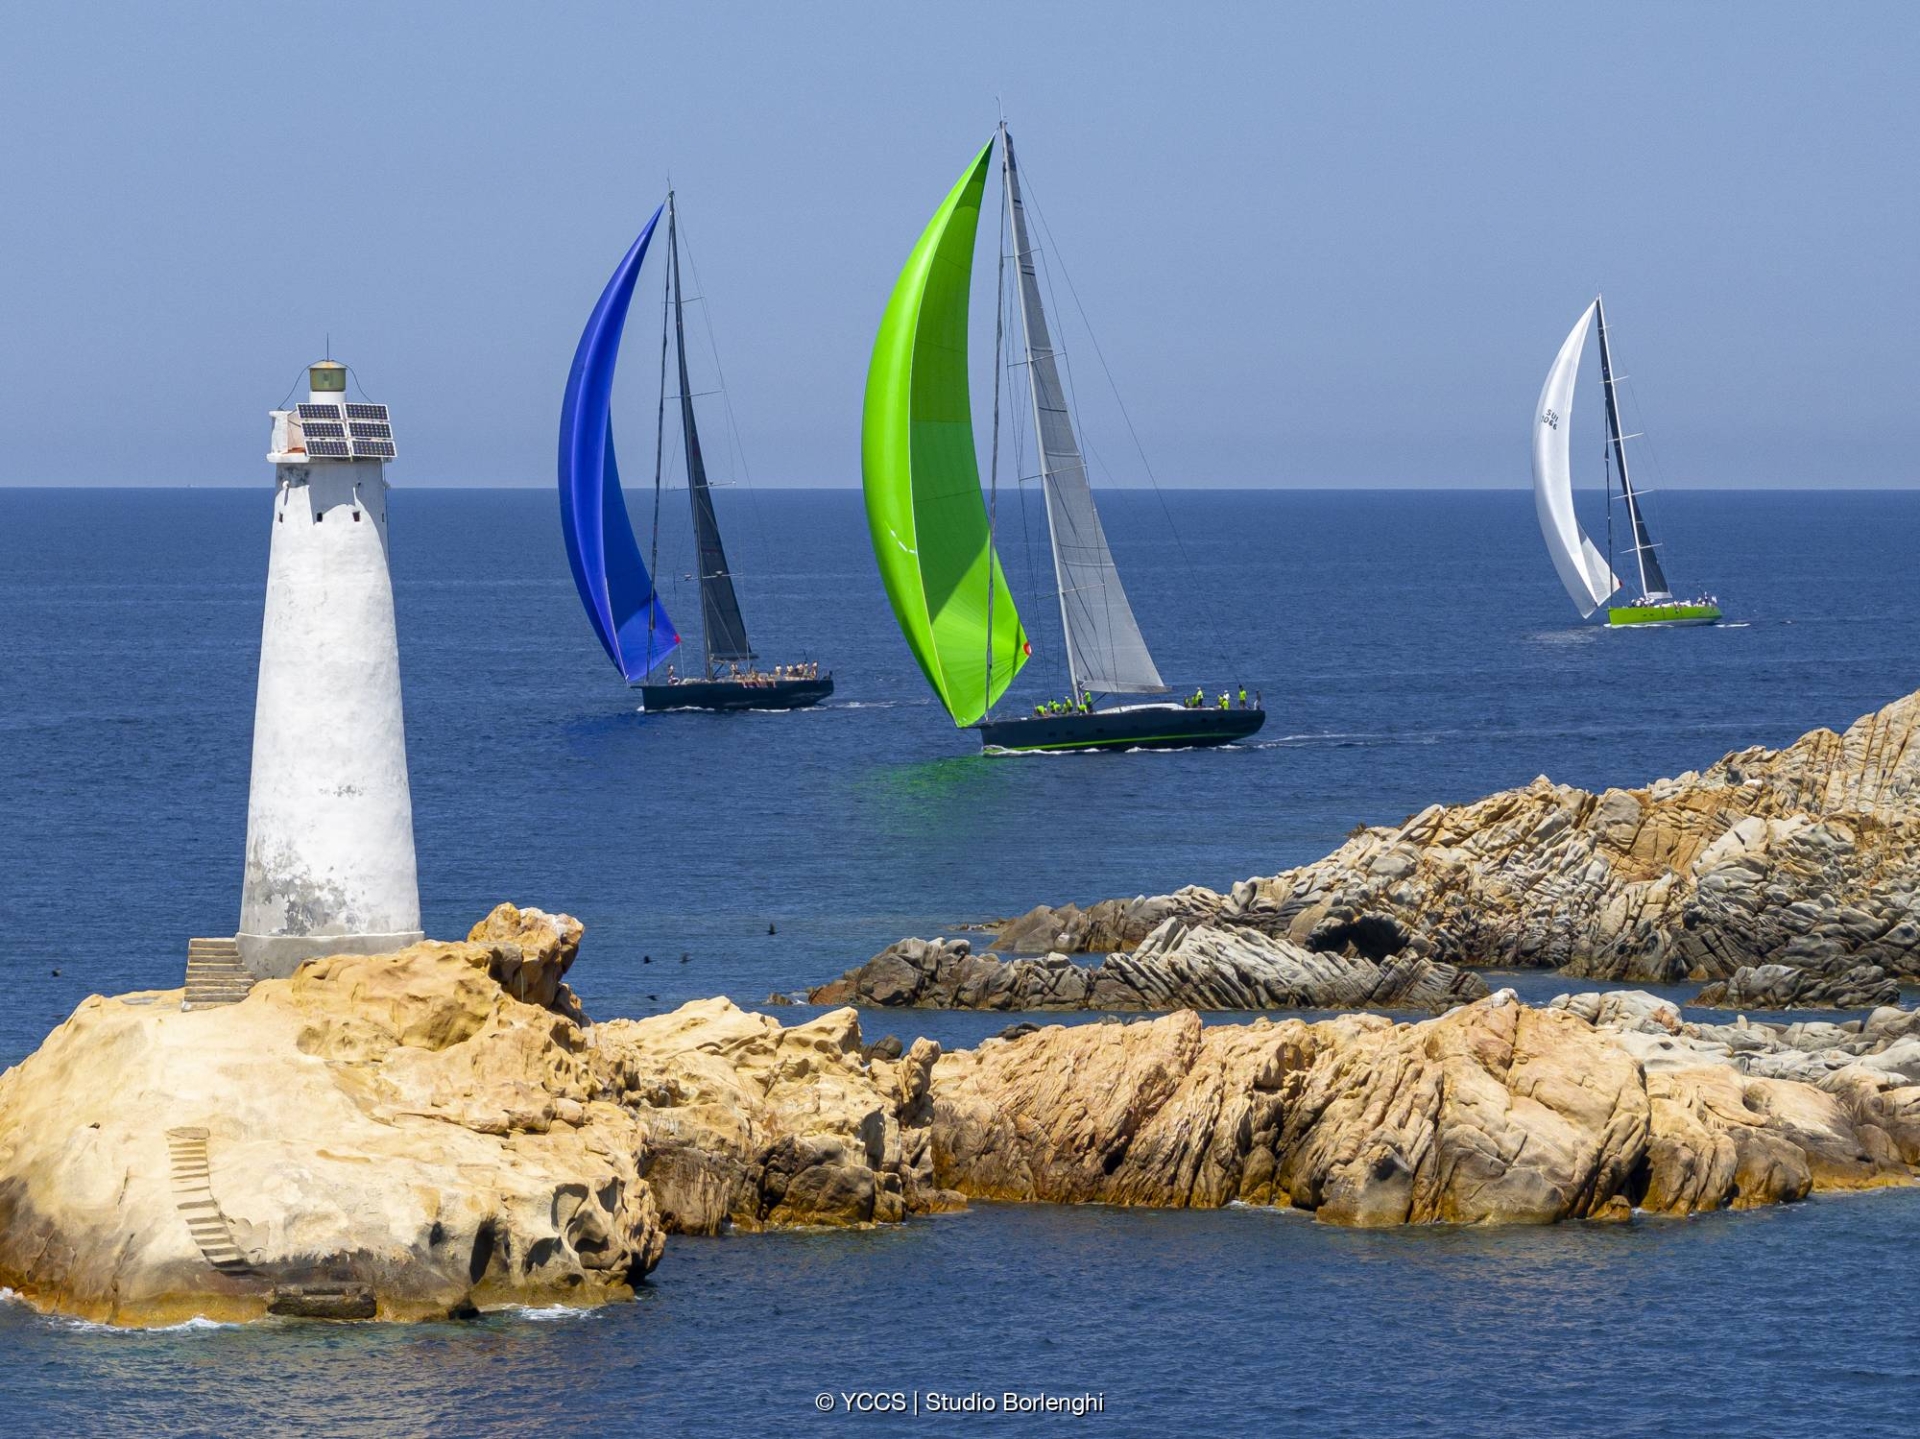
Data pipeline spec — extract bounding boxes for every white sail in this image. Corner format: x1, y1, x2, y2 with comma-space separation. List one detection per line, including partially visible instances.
1002, 129, 1167, 695
1532, 302, 1619, 616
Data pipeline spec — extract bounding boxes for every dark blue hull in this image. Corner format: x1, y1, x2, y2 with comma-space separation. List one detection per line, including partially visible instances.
638, 674, 833, 712
978, 702, 1265, 754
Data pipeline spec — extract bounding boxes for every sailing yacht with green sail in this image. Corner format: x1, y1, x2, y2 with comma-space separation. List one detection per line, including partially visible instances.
861, 126, 1264, 753
1532, 296, 1721, 627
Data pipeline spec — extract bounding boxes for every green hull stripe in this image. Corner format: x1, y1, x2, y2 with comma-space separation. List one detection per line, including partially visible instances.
1608, 603, 1722, 626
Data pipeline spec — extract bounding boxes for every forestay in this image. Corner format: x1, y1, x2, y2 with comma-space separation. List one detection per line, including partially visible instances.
1531, 302, 1620, 616
1002, 130, 1167, 695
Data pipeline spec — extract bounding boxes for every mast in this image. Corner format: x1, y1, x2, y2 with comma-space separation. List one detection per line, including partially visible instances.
1001, 126, 1167, 700
667, 191, 754, 676
1002, 123, 1080, 704
648, 216, 672, 676
1594, 295, 1670, 600
983, 128, 1011, 720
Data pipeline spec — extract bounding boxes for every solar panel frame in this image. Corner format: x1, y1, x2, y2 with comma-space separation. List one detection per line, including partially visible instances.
344, 403, 390, 422
305, 439, 352, 459
349, 438, 397, 460
303, 421, 347, 439
348, 421, 392, 440
297, 402, 344, 422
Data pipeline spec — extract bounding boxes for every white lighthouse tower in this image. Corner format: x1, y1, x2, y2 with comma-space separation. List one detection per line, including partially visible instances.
233, 360, 423, 978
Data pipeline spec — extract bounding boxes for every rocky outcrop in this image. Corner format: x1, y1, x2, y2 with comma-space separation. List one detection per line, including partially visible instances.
0, 908, 946, 1327
592, 999, 955, 1235
808, 919, 1489, 1014
930, 991, 1920, 1222
1003, 690, 1920, 987
5, 908, 1914, 1328
469, 902, 585, 1011
1695, 962, 1904, 1011
0, 919, 660, 1326
995, 896, 1189, 954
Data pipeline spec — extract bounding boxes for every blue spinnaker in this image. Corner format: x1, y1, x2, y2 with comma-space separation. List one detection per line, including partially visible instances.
559, 204, 680, 681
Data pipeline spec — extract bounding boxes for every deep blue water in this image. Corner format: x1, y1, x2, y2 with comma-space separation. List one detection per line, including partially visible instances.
2, 486, 1918, 1434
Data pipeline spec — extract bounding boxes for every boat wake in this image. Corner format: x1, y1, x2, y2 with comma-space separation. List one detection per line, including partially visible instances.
1252, 731, 1429, 750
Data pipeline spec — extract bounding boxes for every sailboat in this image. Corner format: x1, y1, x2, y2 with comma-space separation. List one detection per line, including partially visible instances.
558, 192, 833, 710
861, 126, 1264, 754
1532, 296, 1722, 627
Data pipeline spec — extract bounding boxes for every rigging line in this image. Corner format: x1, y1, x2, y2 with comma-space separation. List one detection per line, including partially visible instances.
1617, 370, 1683, 570
648, 214, 673, 673
1606, 319, 1684, 592
1018, 164, 1232, 682
672, 206, 778, 593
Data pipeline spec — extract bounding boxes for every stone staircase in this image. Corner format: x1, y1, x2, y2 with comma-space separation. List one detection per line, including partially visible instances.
165, 1127, 257, 1277
183, 937, 253, 1010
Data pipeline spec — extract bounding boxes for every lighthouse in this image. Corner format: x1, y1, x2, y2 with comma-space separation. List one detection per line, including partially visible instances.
232, 360, 423, 978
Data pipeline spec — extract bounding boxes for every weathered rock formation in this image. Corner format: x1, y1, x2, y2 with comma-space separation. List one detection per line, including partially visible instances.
930, 991, 1920, 1222
809, 919, 1489, 1014
994, 897, 1189, 955
5, 908, 1915, 1328
0, 906, 950, 1327
592, 998, 955, 1235
997, 689, 1920, 988
1695, 961, 1904, 1011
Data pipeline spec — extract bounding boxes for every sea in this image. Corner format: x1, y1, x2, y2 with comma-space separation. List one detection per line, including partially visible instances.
1, 486, 1917, 1436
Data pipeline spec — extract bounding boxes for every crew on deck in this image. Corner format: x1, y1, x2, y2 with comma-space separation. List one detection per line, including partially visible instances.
688, 660, 821, 686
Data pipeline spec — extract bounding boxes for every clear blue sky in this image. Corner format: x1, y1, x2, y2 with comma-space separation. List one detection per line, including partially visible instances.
2, 2, 1913, 487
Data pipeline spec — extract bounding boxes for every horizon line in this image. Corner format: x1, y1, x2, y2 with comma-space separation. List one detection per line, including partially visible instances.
5, 481, 1919, 494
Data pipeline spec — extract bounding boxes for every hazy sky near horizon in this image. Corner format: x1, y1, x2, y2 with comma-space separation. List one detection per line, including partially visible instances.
2, 2, 1914, 489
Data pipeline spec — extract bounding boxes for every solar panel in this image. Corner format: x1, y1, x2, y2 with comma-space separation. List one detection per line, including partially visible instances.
289, 399, 394, 462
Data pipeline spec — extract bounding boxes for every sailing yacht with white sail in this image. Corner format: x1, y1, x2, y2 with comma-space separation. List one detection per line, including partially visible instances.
1532, 296, 1721, 627
862, 125, 1264, 753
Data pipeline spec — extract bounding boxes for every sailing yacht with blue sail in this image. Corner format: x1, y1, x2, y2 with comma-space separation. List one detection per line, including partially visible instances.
861, 126, 1264, 753
1532, 296, 1722, 627
558, 193, 832, 709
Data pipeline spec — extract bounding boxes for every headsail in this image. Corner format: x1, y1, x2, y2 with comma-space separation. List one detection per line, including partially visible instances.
1002, 129, 1167, 696
861, 140, 1029, 727
1532, 301, 1620, 616
558, 206, 681, 680
667, 196, 753, 667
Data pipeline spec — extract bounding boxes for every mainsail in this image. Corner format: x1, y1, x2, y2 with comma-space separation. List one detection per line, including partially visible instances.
1593, 296, 1671, 600
558, 205, 681, 680
861, 140, 1029, 727
666, 195, 753, 667
1001, 129, 1167, 696
1532, 301, 1620, 616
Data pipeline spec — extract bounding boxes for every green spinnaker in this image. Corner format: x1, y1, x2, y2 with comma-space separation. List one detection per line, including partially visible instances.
862, 139, 1028, 727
